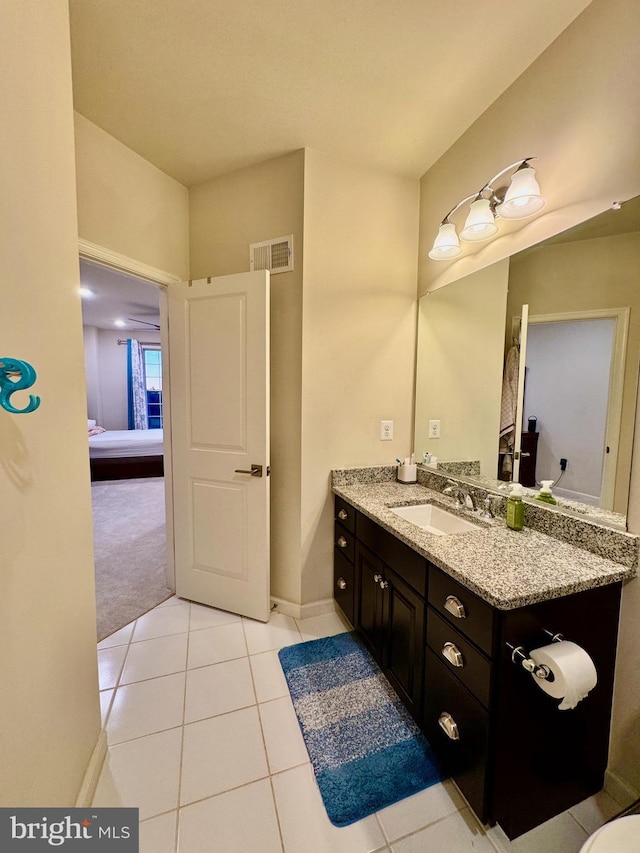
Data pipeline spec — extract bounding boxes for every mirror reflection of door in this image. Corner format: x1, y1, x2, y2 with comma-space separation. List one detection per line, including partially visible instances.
522, 316, 619, 509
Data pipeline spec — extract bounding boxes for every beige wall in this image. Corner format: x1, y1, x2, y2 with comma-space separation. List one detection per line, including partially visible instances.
0, 0, 100, 805
418, 0, 640, 298
507, 232, 640, 514
189, 151, 305, 604
75, 112, 190, 279
414, 261, 509, 475
301, 149, 420, 604
416, 0, 640, 797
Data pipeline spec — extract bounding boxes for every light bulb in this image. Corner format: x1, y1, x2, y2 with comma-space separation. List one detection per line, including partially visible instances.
428, 222, 462, 260
497, 165, 545, 220
460, 198, 498, 242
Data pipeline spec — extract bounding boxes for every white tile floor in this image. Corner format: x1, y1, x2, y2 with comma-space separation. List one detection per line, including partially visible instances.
95, 599, 622, 853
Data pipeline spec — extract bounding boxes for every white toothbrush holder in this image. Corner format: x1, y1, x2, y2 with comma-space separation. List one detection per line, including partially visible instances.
396, 462, 417, 484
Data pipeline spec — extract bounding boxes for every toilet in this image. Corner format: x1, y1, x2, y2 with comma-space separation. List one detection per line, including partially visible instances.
579, 815, 640, 852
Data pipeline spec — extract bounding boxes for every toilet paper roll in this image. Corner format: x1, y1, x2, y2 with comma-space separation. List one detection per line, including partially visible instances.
529, 640, 597, 710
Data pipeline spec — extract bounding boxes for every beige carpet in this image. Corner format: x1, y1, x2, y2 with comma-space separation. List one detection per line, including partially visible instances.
92, 477, 173, 641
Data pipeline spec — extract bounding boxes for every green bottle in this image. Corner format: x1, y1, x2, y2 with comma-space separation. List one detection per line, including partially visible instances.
506, 483, 525, 531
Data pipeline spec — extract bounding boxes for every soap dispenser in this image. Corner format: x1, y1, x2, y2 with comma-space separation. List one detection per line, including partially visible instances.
506, 483, 525, 531
535, 480, 557, 505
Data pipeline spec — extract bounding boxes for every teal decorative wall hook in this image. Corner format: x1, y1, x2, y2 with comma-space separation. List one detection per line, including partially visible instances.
0, 357, 41, 414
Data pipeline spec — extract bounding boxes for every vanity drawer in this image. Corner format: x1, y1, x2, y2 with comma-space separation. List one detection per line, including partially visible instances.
356, 512, 427, 597
334, 549, 355, 626
335, 496, 356, 533
334, 522, 355, 563
423, 648, 490, 823
427, 608, 492, 709
428, 565, 496, 656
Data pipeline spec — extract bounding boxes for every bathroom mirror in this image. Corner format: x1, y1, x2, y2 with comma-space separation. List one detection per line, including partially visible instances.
414, 194, 640, 529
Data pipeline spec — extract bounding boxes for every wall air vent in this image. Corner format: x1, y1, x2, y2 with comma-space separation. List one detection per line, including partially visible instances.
249, 235, 294, 275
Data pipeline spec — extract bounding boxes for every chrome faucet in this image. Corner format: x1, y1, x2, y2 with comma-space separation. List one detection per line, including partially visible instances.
443, 481, 477, 511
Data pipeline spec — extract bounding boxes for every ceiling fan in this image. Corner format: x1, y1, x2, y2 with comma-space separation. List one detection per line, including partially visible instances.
127, 317, 161, 329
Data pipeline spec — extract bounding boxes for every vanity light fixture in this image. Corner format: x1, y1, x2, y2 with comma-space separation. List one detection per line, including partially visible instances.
429, 158, 545, 260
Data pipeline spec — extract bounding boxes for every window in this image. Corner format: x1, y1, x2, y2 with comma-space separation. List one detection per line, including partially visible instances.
143, 347, 163, 429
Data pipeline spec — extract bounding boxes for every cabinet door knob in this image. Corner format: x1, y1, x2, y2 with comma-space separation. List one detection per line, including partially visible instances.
337, 577, 347, 590
373, 573, 383, 584
438, 711, 460, 741
442, 641, 465, 667
337, 536, 348, 548
444, 594, 466, 619
379, 578, 389, 590
338, 509, 348, 521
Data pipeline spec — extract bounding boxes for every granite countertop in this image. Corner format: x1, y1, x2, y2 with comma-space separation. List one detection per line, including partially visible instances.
332, 479, 636, 610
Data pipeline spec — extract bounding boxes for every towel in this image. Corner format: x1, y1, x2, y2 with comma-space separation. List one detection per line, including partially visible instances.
499, 346, 520, 475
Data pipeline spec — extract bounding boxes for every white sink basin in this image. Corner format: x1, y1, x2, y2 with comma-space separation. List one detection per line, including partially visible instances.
389, 503, 481, 535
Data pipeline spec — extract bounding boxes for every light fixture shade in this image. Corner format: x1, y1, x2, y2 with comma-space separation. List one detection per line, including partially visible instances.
497, 165, 545, 219
428, 222, 462, 260
460, 198, 498, 242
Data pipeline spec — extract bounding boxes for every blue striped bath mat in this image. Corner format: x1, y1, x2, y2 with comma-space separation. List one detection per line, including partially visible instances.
278, 631, 444, 826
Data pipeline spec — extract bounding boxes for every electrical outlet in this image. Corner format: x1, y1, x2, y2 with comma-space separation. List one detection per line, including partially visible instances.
380, 420, 394, 441
429, 419, 441, 439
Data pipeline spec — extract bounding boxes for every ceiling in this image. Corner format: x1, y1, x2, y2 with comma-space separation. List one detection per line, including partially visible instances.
69, 0, 593, 188
80, 260, 160, 331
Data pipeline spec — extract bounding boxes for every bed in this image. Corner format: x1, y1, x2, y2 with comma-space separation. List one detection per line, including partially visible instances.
89, 428, 164, 481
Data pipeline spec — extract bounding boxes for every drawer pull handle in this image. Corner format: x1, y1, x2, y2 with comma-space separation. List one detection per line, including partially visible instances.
438, 712, 460, 741
337, 577, 347, 590
444, 595, 466, 619
337, 536, 348, 548
338, 509, 349, 521
442, 641, 465, 668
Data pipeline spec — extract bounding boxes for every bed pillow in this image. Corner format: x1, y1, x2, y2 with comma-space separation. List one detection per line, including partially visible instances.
88, 419, 97, 429
89, 426, 106, 437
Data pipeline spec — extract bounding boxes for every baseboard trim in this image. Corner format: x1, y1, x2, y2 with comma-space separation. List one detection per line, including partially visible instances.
75, 729, 107, 808
604, 767, 640, 808
270, 596, 336, 620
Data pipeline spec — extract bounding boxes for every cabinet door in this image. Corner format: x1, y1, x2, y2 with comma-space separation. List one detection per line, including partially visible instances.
355, 542, 384, 660
383, 568, 425, 721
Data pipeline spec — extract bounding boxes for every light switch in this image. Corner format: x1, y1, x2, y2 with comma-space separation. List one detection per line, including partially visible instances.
429, 419, 441, 439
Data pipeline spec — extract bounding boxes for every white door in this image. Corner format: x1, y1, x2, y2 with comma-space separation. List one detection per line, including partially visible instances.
168, 271, 270, 621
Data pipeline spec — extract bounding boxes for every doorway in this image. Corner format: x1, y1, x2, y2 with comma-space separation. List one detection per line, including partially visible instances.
79, 249, 176, 640
521, 308, 629, 510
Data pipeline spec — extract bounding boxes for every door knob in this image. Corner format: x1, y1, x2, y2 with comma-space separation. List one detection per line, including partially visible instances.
234, 464, 263, 477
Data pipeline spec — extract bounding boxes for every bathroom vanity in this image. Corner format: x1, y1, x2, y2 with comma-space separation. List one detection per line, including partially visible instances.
332, 468, 637, 839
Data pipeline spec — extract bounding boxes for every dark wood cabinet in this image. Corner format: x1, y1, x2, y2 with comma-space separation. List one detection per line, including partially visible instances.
333, 497, 358, 625
354, 538, 426, 721
333, 497, 622, 839
519, 431, 539, 487
352, 521, 427, 722
355, 541, 386, 658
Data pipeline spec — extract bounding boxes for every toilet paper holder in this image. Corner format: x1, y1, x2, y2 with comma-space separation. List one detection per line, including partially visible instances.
507, 631, 564, 681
